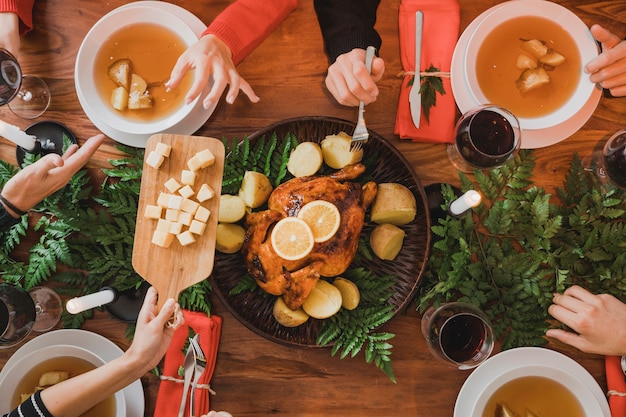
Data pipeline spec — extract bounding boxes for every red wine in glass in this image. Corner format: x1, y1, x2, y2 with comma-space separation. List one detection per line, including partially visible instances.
0, 47, 50, 119
0, 283, 36, 349
602, 130, 626, 189
0, 48, 22, 106
439, 313, 488, 363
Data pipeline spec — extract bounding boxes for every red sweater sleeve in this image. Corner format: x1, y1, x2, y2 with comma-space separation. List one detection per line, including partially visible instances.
0, 0, 35, 35
202, 0, 297, 65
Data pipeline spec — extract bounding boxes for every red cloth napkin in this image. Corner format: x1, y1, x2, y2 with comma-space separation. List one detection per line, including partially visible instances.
154, 311, 222, 417
394, 0, 460, 143
606, 355, 626, 416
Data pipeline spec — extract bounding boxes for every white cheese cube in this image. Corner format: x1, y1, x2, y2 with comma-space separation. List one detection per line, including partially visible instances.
196, 184, 215, 202
145, 151, 165, 169
144, 204, 162, 219
169, 221, 183, 235
152, 230, 174, 248
165, 209, 179, 222
189, 220, 206, 235
177, 230, 196, 246
181, 170, 196, 186
187, 155, 203, 172
156, 219, 171, 233
180, 198, 200, 214
178, 185, 195, 199
168, 195, 183, 210
157, 192, 171, 208
155, 142, 172, 157
164, 178, 181, 193
197, 149, 215, 168
178, 211, 192, 226
194, 206, 210, 222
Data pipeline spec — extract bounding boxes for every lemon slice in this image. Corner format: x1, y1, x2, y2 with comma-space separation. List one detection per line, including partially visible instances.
270, 217, 315, 261
297, 200, 341, 243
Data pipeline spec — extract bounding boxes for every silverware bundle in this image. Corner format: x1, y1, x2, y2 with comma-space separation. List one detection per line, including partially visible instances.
177, 334, 207, 417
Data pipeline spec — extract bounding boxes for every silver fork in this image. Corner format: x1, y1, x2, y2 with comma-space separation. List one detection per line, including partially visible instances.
350, 45, 377, 153
189, 334, 207, 417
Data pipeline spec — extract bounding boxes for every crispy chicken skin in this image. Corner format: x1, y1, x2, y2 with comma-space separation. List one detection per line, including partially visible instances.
242, 163, 377, 310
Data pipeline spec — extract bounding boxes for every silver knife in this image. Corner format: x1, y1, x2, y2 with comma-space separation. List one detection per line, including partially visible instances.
409, 10, 423, 128
177, 339, 196, 417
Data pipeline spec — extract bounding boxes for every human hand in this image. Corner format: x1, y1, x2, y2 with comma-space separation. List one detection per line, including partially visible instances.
546, 285, 626, 356
0, 134, 105, 216
166, 35, 259, 110
585, 24, 626, 97
125, 286, 183, 373
202, 412, 233, 417
0, 12, 20, 58
324, 48, 385, 107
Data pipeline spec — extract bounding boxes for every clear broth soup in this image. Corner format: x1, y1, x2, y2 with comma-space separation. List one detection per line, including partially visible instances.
93, 22, 193, 123
12, 356, 116, 417
475, 15, 581, 119
481, 375, 585, 417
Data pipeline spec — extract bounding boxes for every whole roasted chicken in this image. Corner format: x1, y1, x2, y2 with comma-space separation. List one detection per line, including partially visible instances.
242, 163, 377, 310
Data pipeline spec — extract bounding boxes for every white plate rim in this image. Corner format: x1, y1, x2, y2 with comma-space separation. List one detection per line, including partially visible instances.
451, 1, 602, 149
453, 347, 611, 417
75, 1, 216, 148
0, 329, 144, 417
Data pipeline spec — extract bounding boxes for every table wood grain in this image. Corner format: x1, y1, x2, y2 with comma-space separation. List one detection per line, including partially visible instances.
1, 1, 625, 416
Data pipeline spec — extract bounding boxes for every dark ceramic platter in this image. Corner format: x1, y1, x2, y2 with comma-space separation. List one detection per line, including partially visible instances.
210, 116, 431, 347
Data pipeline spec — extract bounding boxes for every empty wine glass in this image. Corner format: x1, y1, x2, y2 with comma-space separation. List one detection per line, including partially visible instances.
447, 104, 522, 173
0, 47, 50, 119
584, 129, 626, 189
0, 283, 62, 349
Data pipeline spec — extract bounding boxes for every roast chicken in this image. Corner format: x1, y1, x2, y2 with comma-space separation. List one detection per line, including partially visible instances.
242, 163, 377, 310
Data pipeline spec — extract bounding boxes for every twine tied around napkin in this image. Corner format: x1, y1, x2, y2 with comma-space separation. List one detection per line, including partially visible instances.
606, 356, 626, 416
154, 310, 222, 417
394, 0, 460, 143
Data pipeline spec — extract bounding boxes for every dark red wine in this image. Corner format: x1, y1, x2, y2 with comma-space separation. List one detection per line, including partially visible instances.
440, 313, 487, 363
0, 299, 9, 336
603, 132, 626, 189
0, 48, 22, 106
455, 109, 516, 168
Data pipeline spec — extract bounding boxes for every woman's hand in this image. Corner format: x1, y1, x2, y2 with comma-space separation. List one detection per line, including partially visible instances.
324, 48, 385, 107
585, 24, 626, 97
0, 12, 20, 57
166, 35, 259, 110
547, 285, 626, 356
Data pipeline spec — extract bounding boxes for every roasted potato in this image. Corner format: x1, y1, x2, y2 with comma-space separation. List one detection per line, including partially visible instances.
370, 223, 406, 260
216, 223, 245, 254
107, 58, 132, 89
273, 296, 310, 327
238, 171, 273, 208
287, 141, 324, 177
218, 195, 247, 223
332, 277, 360, 310
302, 279, 342, 319
370, 183, 417, 225
320, 132, 363, 169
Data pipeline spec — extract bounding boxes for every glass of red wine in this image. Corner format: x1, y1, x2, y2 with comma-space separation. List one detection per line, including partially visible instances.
0, 283, 62, 349
447, 104, 522, 173
0, 47, 50, 119
421, 302, 494, 370
585, 129, 626, 189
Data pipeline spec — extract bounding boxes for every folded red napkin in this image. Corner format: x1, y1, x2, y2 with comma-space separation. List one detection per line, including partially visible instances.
606, 355, 626, 416
154, 311, 222, 417
395, 0, 460, 143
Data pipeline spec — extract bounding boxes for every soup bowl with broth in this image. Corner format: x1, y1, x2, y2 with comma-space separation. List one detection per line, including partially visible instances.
0, 344, 125, 417
75, 6, 199, 138
463, 0, 599, 131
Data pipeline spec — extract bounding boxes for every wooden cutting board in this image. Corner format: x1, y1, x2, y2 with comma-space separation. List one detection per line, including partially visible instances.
132, 134, 224, 309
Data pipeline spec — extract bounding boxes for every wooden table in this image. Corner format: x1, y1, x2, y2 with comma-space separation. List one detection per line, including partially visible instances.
1, 0, 625, 416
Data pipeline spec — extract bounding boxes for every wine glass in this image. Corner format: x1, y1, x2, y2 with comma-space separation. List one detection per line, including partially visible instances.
0, 283, 62, 349
421, 302, 494, 370
584, 129, 626, 189
447, 104, 522, 173
0, 47, 50, 119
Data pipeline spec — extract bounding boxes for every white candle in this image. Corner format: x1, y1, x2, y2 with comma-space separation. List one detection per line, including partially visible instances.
0, 120, 37, 150
449, 190, 482, 216
66, 288, 116, 314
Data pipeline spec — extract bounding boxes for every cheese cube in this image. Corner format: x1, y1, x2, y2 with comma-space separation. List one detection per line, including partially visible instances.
178, 185, 195, 199
155, 142, 172, 157
178, 211, 192, 226
181, 170, 196, 186
197, 149, 215, 168
144, 204, 162, 219
187, 155, 203, 172
156, 219, 172, 233
177, 230, 196, 246
165, 209, 179, 222
169, 221, 183, 235
164, 178, 181, 193
196, 184, 215, 202
180, 198, 200, 214
194, 206, 210, 222
157, 192, 171, 208
152, 230, 174, 248
168, 195, 183, 210
145, 150, 165, 169
189, 220, 206, 235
